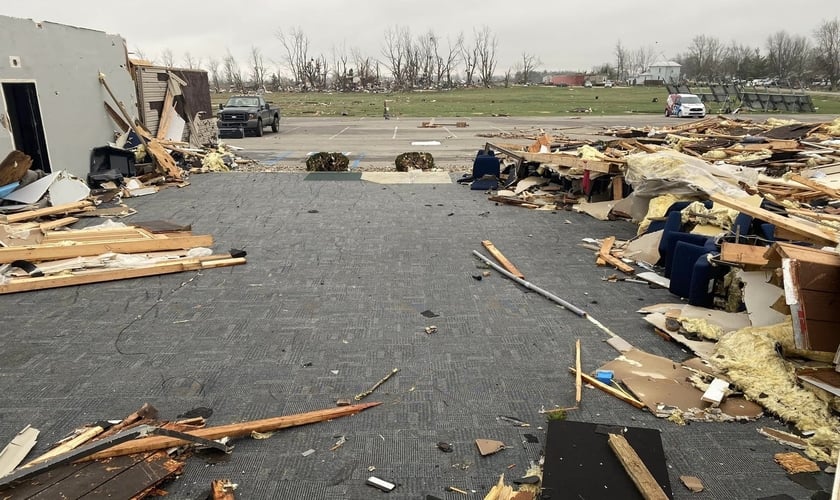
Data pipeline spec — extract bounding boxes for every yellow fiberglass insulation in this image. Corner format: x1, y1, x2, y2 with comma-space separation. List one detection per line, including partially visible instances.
766, 118, 799, 127
679, 317, 726, 340
712, 322, 840, 462
637, 193, 681, 235
728, 151, 772, 163
827, 117, 840, 136
680, 200, 739, 229
201, 151, 230, 172
578, 144, 610, 161
702, 150, 728, 160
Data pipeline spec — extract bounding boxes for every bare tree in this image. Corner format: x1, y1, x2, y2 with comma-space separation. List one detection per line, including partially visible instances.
634, 45, 657, 76
381, 26, 408, 89
417, 30, 437, 88
332, 42, 351, 90
766, 31, 809, 82
352, 47, 378, 88
519, 52, 540, 84
684, 35, 725, 82
614, 41, 628, 82
161, 49, 175, 68
474, 26, 498, 88
132, 46, 152, 63
458, 33, 478, 86
813, 18, 840, 90
183, 52, 201, 70
277, 27, 310, 88
223, 50, 244, 92
721, 42, 763, 81
249, 46, 268, 91
207, 57, 222, 91
503, 67, 513, 88
441, 34, 462, 88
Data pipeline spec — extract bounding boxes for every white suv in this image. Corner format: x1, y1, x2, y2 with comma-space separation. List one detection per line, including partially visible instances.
665, 93, 706, 118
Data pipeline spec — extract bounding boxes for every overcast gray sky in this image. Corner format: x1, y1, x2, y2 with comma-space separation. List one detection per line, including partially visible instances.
3, 1, 836, 75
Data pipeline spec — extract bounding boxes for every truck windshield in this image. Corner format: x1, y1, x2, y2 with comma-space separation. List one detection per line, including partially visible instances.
681, 95, 701, 104
226, 97, 260, 107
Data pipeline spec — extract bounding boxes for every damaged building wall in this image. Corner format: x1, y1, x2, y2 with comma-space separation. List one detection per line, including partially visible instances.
131, 62, 212, 138
0, 15, 138, 180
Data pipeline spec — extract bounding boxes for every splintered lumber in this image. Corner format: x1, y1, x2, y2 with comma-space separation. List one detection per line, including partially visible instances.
0, 200, 93, 224
482, 240, 525, 279
575, 339, 582, 405
607, 433, 669, 500
24, 425, 106, 467
0, 257, 244, 294
0, 233, 213, 264
720, 242, 770, 267
598, 236, 635, 274
789, 174, 840, 199
568, 367, 645, 409
710, 193, 839, 245
355, 368, 399, 400
99, 72, 147, 148
82, 403, 381, 461
211, 479, 237, 500
146, 139, 183, 180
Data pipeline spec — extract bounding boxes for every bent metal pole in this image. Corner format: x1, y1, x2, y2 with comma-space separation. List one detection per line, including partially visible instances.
472, 250, 587, 317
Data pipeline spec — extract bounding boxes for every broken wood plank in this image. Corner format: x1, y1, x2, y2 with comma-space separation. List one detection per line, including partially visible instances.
146, 139, 183, 180
607, 433, 669, 500
39, 217, 79, 232
82, 402, 382, 461
719, 242, 770, 267
0, 233, 213, 264
0, 201, 93, 224
575, 339, 582, 405
211, 479, 237, 500
789, 174, 840, 199
0, 425, 39, 477
517, 152, 620, 173
568, 367, 645, 409
598, 236, 635, 274
24, 425, 105, 467
0, 256, 244, 294
482, 240, 525, 279
710, 193, 840, 245
596, 236, 615, 266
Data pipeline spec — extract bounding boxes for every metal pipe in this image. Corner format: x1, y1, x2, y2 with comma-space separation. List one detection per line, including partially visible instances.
472, 250, 587, 317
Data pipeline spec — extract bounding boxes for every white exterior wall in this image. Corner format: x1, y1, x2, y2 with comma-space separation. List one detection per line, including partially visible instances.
0, 15, 138, 179
649, 64, 681, 83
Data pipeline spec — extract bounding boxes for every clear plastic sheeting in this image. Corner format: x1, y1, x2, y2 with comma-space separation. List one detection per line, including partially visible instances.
624, 150, 752, 199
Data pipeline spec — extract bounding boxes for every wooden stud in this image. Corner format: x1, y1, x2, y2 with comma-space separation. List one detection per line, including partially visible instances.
0, 201, 93, 224
607, 433, 669, 500
567, 367, 645, 409
482, 240, 525, 279
0, 234, 213, 264
81, 402, 381, 461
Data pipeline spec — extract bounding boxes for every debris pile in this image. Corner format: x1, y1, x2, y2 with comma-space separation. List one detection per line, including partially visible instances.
0, 402, 379, 498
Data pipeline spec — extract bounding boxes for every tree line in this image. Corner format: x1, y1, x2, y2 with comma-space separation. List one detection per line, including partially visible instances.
137, 18, 840, 92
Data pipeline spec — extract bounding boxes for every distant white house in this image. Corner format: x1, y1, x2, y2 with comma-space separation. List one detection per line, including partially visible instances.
647, 61, 682, 83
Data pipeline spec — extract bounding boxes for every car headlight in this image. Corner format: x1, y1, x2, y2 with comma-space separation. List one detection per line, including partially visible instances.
248, 113, 257, 119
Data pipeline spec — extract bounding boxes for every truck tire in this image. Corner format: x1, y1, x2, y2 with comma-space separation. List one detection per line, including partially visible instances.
255, 119, 263, 137
271, 115, 279, 133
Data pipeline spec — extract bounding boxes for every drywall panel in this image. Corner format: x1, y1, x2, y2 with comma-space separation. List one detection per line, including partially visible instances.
0, 15, 138, 180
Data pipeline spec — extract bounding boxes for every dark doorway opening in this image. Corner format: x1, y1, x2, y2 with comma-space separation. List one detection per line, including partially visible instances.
2, 82, 51, 173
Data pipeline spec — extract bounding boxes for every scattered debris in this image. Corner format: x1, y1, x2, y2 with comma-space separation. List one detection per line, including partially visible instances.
330, 436, 346, 451
355, 368, 400, 401
475, 439, 506, 456
680, 475, 705, 493
775, 452, 821, 474
424, 325, 438, 335
436, 442, 453, 453
366, 476, 396, 492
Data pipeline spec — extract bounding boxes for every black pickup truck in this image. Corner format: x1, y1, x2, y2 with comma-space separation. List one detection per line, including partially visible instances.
217, 95, 280, 138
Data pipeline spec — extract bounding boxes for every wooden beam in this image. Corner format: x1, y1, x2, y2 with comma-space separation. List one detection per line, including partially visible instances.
0, 201, 93, 224
575, 339, 582, 405
0, 256, 244, 294
598, 236, 635, 274
156, 88, 175, 140
788, 174, 840, 199
39, 217, 79, 232
568, 367, 645, 409
607, 433, 669, 500
211, 479, 237, 500
0, 234, 213, 264
81, 403, 381, 461
99, 73, 147, 147
720, 242, 770, 267
482, 240, 525, 279
710, 193, 839, 245
146, 139, 183, 180
24, 426, 105, 467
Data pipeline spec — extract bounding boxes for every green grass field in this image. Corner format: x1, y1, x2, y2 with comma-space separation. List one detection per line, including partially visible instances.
211, 86, 840, 118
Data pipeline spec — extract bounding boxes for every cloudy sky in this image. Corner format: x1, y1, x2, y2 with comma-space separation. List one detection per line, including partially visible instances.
3, 1, 836, 75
